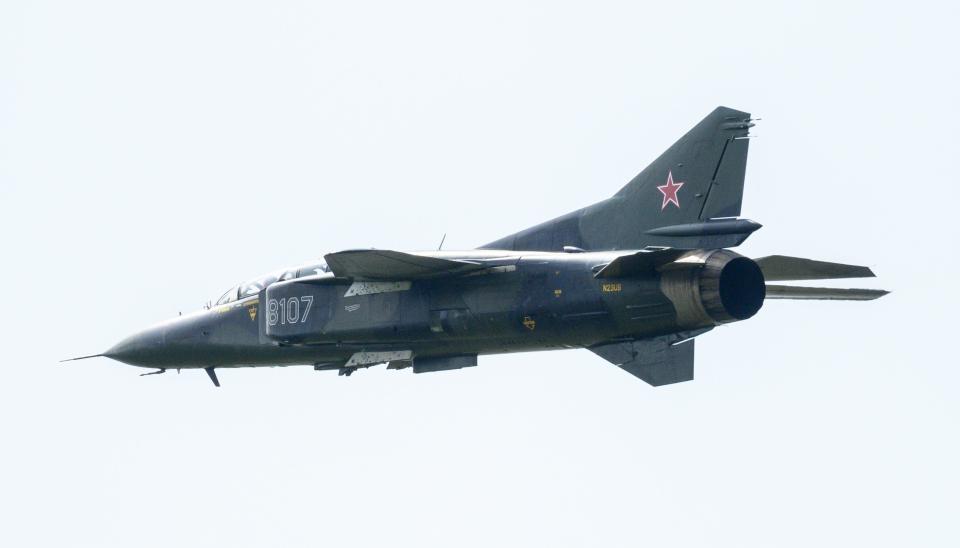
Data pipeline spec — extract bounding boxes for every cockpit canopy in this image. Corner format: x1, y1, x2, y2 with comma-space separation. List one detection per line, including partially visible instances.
214, 260, 331, 306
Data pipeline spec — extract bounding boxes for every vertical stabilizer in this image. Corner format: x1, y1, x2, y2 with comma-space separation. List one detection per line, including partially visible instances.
482, 107, 754, 251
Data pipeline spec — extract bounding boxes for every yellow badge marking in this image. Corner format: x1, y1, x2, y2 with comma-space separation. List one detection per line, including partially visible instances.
522, 316, 536, 331
554, 289, 563, 298
247, 305, 258, 321
601, 282, 622, 293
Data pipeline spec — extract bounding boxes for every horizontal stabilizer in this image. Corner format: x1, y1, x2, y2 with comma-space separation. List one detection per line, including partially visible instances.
324, 249, 484, 281
765, 285, 889, 300
755, 255, 875, 281
590, 329, 710, 386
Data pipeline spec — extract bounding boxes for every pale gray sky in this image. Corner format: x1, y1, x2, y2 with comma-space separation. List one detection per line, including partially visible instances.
1, 1, 957, 547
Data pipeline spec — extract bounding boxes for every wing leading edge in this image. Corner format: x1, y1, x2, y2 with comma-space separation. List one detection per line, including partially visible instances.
324, 249, 485, 281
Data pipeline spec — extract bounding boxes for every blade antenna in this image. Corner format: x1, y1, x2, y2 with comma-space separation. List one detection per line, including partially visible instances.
437, 233, 447, 251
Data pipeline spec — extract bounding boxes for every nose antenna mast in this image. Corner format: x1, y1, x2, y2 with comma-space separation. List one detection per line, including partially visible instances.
60, 354, 104, 362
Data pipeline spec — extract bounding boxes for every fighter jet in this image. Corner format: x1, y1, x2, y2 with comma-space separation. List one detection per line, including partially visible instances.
65, 107, 887, 387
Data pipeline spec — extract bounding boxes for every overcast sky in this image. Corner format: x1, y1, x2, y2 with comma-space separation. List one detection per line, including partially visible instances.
1, 1, 958, 547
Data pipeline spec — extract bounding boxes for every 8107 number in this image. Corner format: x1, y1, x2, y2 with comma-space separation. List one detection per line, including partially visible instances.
267, 296, 314, 326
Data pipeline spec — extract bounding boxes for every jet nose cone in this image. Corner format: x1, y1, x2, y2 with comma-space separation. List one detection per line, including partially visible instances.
104, 327, 165, 367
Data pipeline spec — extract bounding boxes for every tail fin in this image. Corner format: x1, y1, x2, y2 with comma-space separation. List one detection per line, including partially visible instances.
482, 106, 755, 251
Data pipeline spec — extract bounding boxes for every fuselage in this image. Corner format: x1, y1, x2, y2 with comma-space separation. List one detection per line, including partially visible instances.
104, 248, 763, 371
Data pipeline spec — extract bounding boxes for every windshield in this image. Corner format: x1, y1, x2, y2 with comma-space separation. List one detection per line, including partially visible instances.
213, 260, 331, 305
215, 286, 239, 306
239, 273, 279, 299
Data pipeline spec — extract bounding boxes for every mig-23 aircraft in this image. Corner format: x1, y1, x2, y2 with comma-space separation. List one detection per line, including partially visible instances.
65, 106, 887, 387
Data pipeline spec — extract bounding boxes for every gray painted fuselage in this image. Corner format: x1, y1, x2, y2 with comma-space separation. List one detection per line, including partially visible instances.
107, 250, 685, 370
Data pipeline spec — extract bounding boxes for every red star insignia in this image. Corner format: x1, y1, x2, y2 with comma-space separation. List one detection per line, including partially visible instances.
657, 171, 684, 211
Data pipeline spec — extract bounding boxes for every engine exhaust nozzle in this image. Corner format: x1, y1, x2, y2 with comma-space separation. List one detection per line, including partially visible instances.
659, 249, 766, 328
